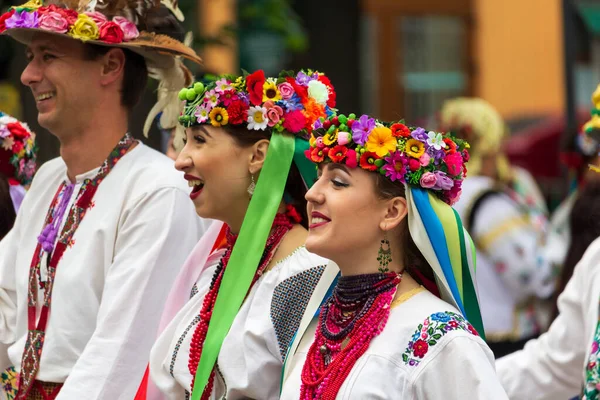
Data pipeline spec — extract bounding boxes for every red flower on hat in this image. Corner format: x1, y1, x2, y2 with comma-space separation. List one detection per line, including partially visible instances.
6, 122, 29, 139
99, 21, 124, 44
246, 70, 265, 106
0, 9, 15, 33
226, 100, 249, 125
39, 5, 78, 25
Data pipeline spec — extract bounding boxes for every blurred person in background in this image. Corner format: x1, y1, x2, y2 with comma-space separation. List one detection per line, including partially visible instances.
496, 88, 600, 398
0, 111, 36, 240
440, 98, 554, 358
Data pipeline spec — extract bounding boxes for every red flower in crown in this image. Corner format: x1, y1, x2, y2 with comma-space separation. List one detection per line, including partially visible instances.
328, 145, 348, 163
443, 138, 457, 153
38, 5, 78, 25
359, 151, 380, 171
0, 9, 15, 34
7, 122, 30, 139
246, 70, 265, 106
285, 77, 308, 102
390, 123, 411, 138
226, 100, 249, 125
11, 140, 24, 154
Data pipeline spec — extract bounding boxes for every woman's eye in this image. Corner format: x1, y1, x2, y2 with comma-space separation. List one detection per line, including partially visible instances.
42, 54, 55, 61
193, 135, 205, 144
331, 179, 349, 188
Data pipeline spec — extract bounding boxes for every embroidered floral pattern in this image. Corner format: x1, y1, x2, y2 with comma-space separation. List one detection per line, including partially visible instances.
402, 311, 479, 367
583, 310, 600, 399
1, 366, 18, 400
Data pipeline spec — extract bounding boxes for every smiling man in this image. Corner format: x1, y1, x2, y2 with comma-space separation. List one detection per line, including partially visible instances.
0, 1, 207, 399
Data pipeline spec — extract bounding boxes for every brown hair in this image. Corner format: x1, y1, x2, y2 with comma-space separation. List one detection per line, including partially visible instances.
222, 125, 309, 228
374, 174, 435, 284
82, 46, 148, 111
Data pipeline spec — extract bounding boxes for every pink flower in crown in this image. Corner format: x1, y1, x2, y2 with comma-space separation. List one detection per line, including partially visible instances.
194, 104, 210, 123
220, 90, 239, 106
315, 136, 325, 149
278, 82, 295, 100
39, 11, 68, 33
444, 152, 463, 176
346, 149, 358, 168
112, 16, 139, 41
203, 90, 219, 108
420, 172, 437, 189
214, 78, 232, 94
419, 153, 430, 167
84, 11, 107, 27
264, 101, 283, 127
337, 131, 351, 146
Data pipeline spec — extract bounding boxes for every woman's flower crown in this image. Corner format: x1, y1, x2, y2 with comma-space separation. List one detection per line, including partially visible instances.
0, 112, 37, 186
177, 69, 336, 137
0, 0, 140, 44
306, 113, 470, 205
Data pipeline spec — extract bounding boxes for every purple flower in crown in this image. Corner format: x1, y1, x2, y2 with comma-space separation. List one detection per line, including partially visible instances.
352, 114, 376, 146
295, 71, 314, 86
5, 10, 39, 29
313, 118, 324, 130
411, 127, 428, 142
433, 171, 454, 191
0, 126, 10, 139
427, 145, 446, 163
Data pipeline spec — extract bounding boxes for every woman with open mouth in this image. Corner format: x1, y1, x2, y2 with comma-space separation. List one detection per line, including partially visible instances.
280, 113, 508, 399
144, 70, 337, 399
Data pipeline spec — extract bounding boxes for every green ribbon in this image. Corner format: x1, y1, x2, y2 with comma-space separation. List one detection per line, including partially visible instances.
191, 133, 296, 400
453, 208, 485, 340
292, 136, 317, 189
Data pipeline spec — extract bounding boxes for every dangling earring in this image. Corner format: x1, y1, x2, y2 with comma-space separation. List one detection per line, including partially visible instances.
247, 174, 256, 198
377, 232, 392, 273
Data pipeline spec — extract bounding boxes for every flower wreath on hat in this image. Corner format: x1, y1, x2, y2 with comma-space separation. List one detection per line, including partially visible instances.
177, 69, 336, 136
0, 112, 37, 187
583, 84, 600, 173
0, 0, 202, 69
306, 113, 469, 206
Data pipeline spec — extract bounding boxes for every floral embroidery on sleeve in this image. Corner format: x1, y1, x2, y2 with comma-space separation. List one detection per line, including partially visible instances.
402, 311, 479, 367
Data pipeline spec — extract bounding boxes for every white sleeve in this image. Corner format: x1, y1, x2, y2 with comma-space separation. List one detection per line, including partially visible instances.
472, 194, 554, 303
0, 204, 23, 345
411, 334, 507, 399
56, 187, 201, 400
495, 241, 591, 400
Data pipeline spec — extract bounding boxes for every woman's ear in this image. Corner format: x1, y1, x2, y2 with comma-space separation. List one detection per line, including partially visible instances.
248, 138, 270, 174
380, 196, 408, 231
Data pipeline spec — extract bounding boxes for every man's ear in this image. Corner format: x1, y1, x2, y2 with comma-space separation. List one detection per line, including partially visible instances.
99, 48, 126, 87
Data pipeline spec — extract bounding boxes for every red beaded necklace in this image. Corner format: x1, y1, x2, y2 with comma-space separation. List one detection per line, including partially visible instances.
188, 204, 301, 398
300, 272, 401, 400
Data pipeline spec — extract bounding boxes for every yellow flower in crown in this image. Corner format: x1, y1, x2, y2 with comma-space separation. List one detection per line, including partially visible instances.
69, 14, 99, 41
322, 130, 338, 146
262, 79, 282, 102
405, 138, 425, 159
209, 107, 229, 127
366, 127, 397, 157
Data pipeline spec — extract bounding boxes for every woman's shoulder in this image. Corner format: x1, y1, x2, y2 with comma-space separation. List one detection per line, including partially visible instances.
368, 290, 487, 370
